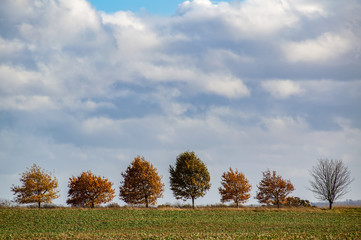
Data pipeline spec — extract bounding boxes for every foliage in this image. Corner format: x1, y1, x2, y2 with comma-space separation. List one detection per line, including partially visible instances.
256, 169, 294, 208
66, 171, 115, 208
119, 156, 164, 207
309, 158, 353, 209
169, 151, 211, 208
285, 196, 311, 207
1, 208, 360, 239
11, 164, 59, 208
218, 168, 252, 207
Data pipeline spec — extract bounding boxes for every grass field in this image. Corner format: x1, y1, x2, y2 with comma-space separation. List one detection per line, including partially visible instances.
0, 207, 360, 239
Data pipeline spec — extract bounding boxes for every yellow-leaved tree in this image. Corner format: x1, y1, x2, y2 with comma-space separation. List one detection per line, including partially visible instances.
119, 156, 164, 207
219, 168, 252, 208
256, 169, 294, 208
67, 171, 115, 208
11, 164, 59, 208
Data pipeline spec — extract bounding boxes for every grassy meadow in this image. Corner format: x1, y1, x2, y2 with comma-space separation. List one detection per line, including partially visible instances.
0, 207, 360, 239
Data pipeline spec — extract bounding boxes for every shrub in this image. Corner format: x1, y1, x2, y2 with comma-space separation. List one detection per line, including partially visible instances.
285, 196, 311, 207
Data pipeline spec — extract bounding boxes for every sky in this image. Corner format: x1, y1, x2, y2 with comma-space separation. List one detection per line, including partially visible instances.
87, 0, 193, 15
0, 0, 360, 207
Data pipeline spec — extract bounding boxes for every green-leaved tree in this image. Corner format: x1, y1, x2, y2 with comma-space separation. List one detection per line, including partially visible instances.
169, 151, 211, 208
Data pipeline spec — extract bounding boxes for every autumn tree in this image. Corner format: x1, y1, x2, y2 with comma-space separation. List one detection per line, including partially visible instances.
256, 169, 294, 208
219, 168, 252, 208
169, 151, 211, 208
119, 156, 164, 207
11, 164, 59, 208
67, 171, 115, 208
309, 159, 353, 209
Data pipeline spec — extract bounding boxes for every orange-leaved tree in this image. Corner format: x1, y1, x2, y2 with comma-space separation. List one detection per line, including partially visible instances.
119, 156, 164, 207
256, 169, 294, 208
11, 164, 59, 208
219, 168, 252, 208
67, 171, 115, 208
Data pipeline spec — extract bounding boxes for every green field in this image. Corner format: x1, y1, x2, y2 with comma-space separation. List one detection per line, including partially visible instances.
0, 207, 360, 239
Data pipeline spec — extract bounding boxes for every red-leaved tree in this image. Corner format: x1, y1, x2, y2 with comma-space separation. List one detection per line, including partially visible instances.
256, 170, 294, 208
67, 171, 115, 208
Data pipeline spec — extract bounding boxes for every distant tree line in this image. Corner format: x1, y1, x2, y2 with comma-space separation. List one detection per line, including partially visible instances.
10, 152, 352, 209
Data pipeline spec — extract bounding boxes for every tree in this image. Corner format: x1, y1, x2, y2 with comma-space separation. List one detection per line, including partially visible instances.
219, 168, 252, 208
67, 171, 115, 208
169, 151, 211, 208
256, 169, 294, 208
119, 156, 164, 207
11, 164, 59, 208
309, 159, 353, 209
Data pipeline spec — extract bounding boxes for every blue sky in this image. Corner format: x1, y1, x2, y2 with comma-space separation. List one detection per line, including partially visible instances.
0, 0, 360, 207
88, 0, 230, 15
88, 0, 187, 15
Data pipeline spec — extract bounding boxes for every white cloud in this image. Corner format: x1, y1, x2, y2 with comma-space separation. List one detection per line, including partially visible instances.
177, 0, 300, 39
0, 95, 56, 111
283, 31, 355, 63
13, 0, 103, 49
100, 11, 161, 55
101, 11, 145, 30
133, 61, 250, 98
291, 0, 326, 18
261, 80, 304, 99
299, 80, 361, 102
0, 38, 25, 56
0, 65, 60, 95
205, 75, 250, 99
261, 116, 308, 133
225, 0, 299, 36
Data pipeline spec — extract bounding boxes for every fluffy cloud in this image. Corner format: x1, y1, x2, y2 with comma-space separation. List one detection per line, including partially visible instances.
283, 31, 356, 63
177, 0, 300, 37
261, 80, 304, 99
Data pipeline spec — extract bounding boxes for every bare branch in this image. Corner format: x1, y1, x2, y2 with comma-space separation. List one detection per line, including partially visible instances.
308, 159, 353, 209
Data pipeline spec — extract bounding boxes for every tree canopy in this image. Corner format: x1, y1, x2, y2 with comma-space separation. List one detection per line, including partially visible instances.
11, 164, 59, 208
256, 169, 294, 208
309, 159, 353, 209
119, 156, 164, 207
66, 171, 115, 208
219, 168, 252, 207
169, 151, 211, 208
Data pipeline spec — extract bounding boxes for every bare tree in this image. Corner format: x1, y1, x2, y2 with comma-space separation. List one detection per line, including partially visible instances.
309, 159, 353, 209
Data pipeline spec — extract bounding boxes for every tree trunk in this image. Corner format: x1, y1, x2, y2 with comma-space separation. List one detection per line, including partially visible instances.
236, 201, 239, 208
145, 196, 149, 208
192, 197, 195, 209
38, 202, 41, 209
329, 201, 333, 210
91, 202, 94, 208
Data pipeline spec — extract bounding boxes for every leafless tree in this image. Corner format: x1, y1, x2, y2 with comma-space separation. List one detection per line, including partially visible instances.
309, 159, 353, 209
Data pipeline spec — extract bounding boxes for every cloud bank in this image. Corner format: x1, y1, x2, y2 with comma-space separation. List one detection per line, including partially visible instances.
0, 0, 360, 205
